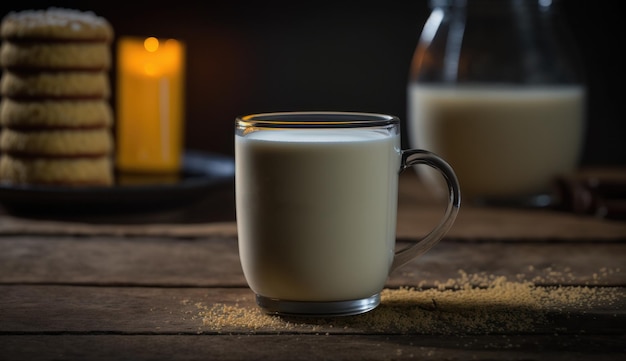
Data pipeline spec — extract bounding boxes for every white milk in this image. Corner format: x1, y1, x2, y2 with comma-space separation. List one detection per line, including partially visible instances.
407, 84, 585, 200
236, 129, 400, 301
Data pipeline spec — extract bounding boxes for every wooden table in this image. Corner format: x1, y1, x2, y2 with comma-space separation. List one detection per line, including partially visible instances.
1, 171, 625, 360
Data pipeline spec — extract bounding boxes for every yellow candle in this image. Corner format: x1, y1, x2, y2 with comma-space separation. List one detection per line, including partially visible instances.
116, 36, 185, 174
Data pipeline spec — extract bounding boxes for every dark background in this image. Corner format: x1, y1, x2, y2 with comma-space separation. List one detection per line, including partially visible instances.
1, 0, 624, 166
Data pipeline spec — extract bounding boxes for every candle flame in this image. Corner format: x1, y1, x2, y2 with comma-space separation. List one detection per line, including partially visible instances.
144, 37, 159, 52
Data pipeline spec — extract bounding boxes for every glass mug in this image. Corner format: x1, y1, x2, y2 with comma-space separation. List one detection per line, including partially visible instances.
235, 111, 461, 316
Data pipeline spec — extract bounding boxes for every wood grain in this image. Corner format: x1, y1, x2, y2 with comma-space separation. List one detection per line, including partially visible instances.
1, 334, 624, 361
0, 236, 624, 287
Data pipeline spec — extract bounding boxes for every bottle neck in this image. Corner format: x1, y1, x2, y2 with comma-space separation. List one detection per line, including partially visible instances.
413, 0, 582, 84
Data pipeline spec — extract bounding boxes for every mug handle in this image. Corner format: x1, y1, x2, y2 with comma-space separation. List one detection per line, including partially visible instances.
391, 149, 461, 271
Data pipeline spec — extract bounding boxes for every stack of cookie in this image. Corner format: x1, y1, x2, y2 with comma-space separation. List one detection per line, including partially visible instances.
0, 7, 114, 186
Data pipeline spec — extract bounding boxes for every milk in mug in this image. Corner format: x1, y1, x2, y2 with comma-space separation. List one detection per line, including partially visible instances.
407, 85, 585, 200
235, 129, 400, 301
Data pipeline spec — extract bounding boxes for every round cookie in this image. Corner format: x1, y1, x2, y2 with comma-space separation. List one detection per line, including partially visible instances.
0, 99, 113, 128
0, 8, 113, 42
0, 154, 113, 186
0, 71, 110, 99
0, 128, 113, 157
1, 41, 111, 70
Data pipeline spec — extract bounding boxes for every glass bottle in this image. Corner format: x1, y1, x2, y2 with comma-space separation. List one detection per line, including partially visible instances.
407, 0, 586, 206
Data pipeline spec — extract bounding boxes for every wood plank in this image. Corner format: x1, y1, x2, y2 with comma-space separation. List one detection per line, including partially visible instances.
2, 206, 625, 241
0, 334, 624, 361
1, 286, 624, 335
0, 236, 624, 287
390, 240, 626, 287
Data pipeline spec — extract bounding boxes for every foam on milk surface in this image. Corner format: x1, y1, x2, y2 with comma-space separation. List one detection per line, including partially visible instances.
243, 128, 391, 143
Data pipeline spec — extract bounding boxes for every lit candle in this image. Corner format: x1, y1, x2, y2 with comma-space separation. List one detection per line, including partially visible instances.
116, 36, 185, 174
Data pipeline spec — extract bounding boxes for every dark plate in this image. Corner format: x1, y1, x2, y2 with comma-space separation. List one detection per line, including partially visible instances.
0, 150, 235, 215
